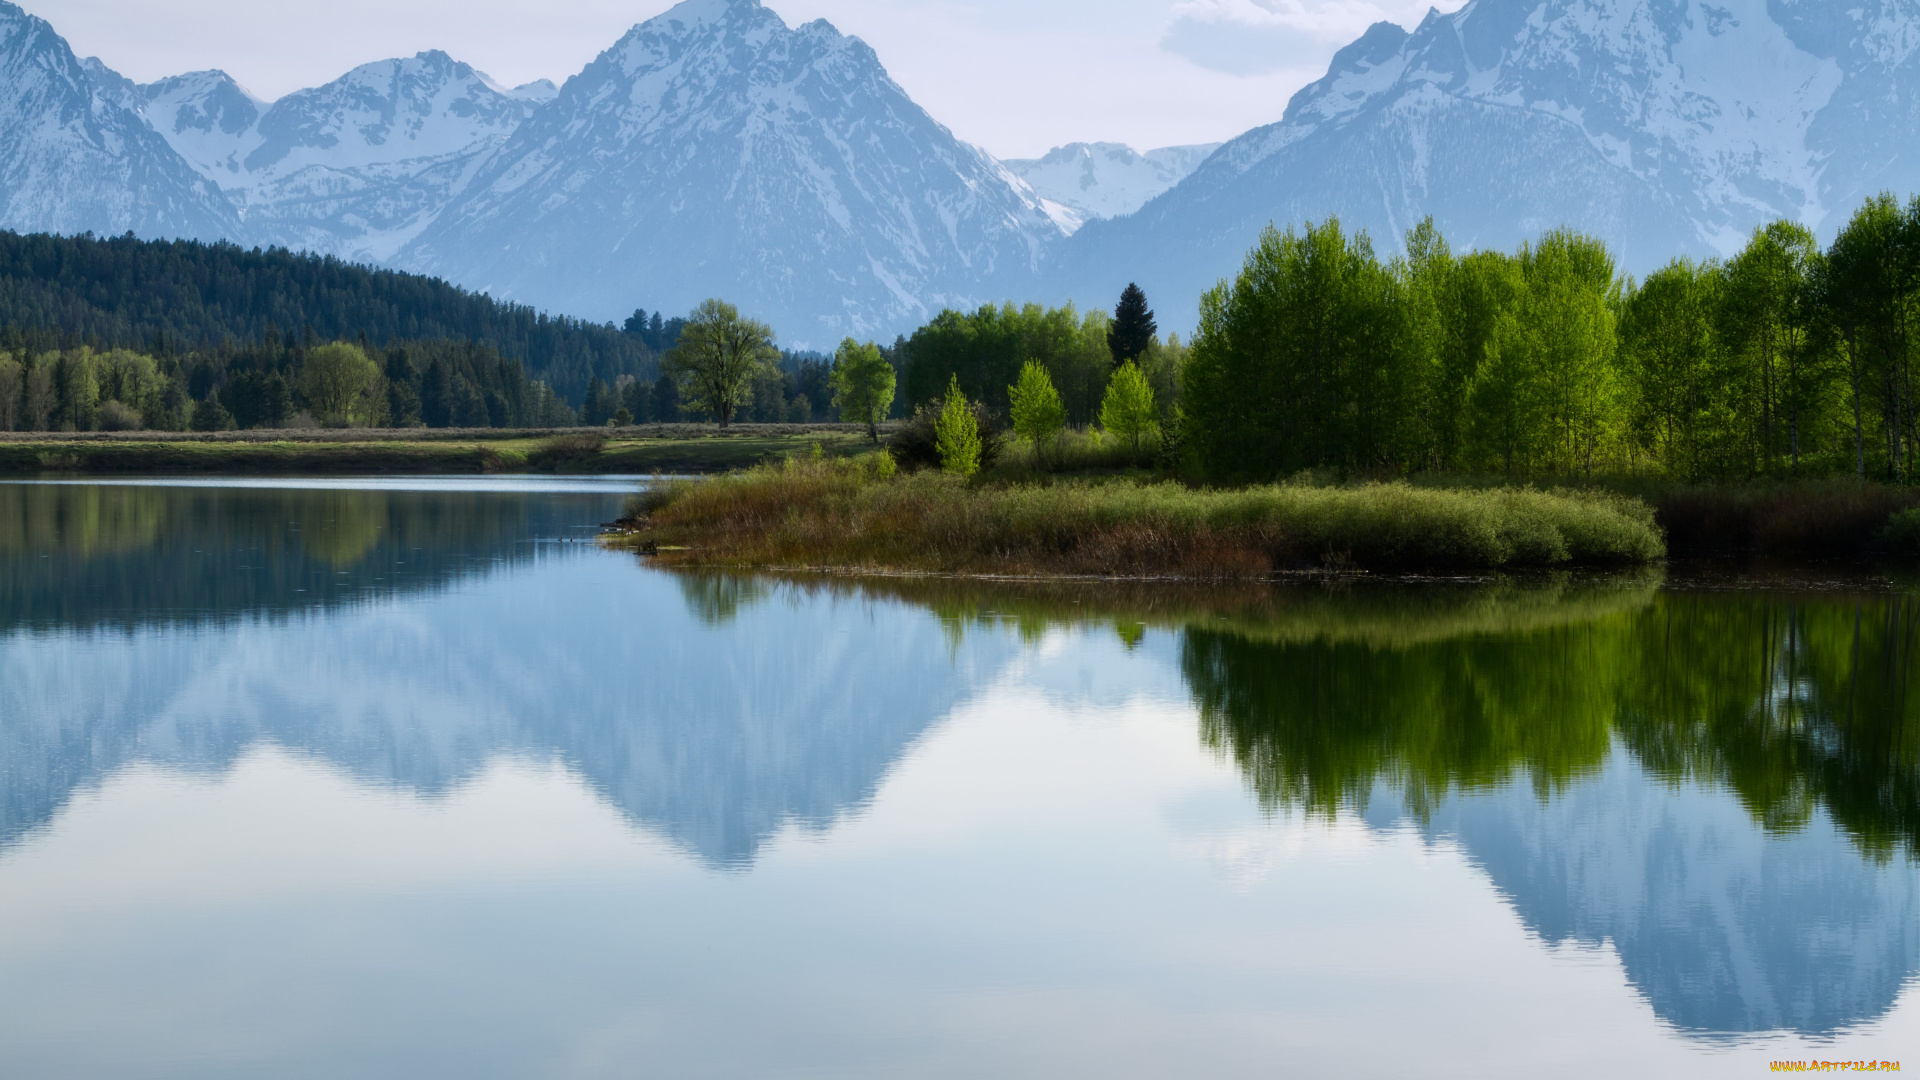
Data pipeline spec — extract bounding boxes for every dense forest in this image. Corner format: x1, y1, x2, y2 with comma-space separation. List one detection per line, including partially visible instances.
0, 230, 660, 406
0, 231, 884, 431
1181, 194, 1920, 483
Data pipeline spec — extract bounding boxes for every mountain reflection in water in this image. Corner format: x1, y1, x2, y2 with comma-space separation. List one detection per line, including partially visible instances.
0, 481, 1916, 1046
758, 573, 1920, 1037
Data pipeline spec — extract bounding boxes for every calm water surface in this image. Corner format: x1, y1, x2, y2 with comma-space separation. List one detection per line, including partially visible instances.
0, 478, 1914, 1078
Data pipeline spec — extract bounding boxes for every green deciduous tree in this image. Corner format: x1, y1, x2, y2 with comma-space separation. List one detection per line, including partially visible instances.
301, 342, 386, 426
1183, 218, 1413, 480
1721, 221, 1830, 473
1009, 360, 1067, 463
663, 299, 779, 428
1621, 258, 1728, 477
1101, 360, 1158, 455
1822, 194, 1918, 480
902, 302, 1113, 425
830, 338, 897, 442
935, 375, 982, 477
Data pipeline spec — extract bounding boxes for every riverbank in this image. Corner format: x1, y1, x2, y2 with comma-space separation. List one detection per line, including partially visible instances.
0, 425, 879, 475
614, 457, 1666, 575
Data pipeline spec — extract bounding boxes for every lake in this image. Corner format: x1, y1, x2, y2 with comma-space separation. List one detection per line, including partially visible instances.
0, 477, 1913, 1078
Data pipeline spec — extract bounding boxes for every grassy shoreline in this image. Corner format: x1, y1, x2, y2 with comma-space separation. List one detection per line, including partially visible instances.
0, 424, 881, 475
615, 457, 1667, 575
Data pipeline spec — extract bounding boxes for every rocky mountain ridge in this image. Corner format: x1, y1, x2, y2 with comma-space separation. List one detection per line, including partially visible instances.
7, 0, 1920, 341
398, 0, 1062, 343
1003, 142, 1220, 233
1054, 0, 1920, 329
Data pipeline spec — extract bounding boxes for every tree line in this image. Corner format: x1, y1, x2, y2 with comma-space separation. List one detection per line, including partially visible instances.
0, 230, 663, 405
0, 333, 581, 432
1183, 195, 1920, 483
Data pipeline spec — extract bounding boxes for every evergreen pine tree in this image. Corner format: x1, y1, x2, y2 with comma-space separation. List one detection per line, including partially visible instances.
582, 377, 610, 426
652, 373, 681, 422
1108, 283, 1157, 367
421, 358, 453, 428
190, 394, 233, 432
622, 377, 651, 424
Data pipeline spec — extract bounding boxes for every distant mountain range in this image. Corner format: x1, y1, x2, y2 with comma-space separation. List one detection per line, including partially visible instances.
1056, 0, 1920, 328
3, 0, 1920, 343
1003, 142, 1220, 234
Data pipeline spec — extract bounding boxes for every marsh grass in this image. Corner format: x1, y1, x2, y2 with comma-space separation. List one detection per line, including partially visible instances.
622, 456, 1665, 575
1632, 479, 1920, 557
993, 427, 1159, 476
527, 432, 607, 470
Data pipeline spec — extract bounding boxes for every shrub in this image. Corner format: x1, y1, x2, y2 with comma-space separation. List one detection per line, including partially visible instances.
529, 431, 607, 470
1878, 508, 1920, 554
95, 399, 142, 432
888, 399, 1005, 471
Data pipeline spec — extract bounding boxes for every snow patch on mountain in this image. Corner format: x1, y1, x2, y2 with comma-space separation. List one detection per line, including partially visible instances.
401, 0, 1061, 343
139, 51, 540, 262
0, 2, 236, 241
1057, 0, 1920, 333
1003, 142, 1220, 232
506, 79, 559, 102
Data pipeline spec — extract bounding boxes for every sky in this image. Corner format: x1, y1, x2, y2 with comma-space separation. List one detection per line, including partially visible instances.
23, 0, 1466, 159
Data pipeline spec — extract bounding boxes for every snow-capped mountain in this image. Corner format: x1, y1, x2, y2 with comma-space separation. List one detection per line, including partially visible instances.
1004, 142, 1219, 233
505, 79, 559, 103
398, 0, 1062, 343
0, 1, 235, 241
140, 52, 540, 261
1058, 0, 1920, 330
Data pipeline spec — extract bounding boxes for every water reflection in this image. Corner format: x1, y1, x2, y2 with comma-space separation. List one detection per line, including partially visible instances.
0, 483, 1018, 867
747, 571, 1920, 1038
2, 480, 1918, 1046
0, 481, 614, 632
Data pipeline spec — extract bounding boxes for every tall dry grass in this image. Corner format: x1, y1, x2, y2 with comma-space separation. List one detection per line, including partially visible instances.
622, 456, 1665, 575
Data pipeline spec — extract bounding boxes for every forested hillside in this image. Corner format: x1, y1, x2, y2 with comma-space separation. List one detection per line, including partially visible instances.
0, 231, 658, 403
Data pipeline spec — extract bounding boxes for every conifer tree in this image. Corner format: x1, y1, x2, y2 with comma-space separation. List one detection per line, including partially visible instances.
652, 373, 681, 422
421, 358, 453, 428
581, 377, 611, 426
1108, 283, 1157, 367
190, 394, 233, 432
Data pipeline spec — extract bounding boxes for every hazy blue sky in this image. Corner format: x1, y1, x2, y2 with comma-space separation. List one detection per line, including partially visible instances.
25, 0, 1462, 157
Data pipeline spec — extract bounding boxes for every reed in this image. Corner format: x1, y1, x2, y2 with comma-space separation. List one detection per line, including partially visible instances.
621, 456, 1666, 575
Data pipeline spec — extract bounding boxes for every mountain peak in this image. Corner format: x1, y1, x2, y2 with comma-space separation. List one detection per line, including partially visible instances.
656, 0, 765, 27
402, 1, 1056, 342
1005, 142, 1221, 232
0, 6, 237, 240
507, 79, 558, 103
